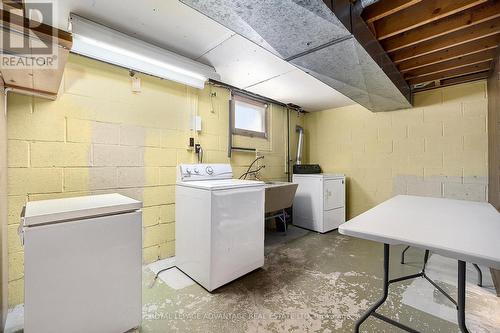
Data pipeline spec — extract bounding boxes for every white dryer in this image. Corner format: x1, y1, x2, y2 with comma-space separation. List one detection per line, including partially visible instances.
175, 164, 265, 291
293, 173, 346, 233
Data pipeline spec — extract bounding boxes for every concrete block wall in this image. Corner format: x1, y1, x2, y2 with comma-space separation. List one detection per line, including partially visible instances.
304, 80, 488, 218
5, 54, 294, 306
1, 84, 8, 330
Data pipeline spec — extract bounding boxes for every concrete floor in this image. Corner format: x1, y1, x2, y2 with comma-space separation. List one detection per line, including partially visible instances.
6, 226, 500, 333
141, 227, 500, 333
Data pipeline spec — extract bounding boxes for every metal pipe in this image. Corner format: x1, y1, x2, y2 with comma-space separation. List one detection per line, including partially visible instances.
296, 125, 304, 165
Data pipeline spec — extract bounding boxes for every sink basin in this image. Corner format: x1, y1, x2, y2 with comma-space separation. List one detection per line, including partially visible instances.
264, 181, 298, 214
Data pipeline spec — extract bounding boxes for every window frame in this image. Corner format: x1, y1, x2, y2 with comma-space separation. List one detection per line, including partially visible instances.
231, 94, 269, 139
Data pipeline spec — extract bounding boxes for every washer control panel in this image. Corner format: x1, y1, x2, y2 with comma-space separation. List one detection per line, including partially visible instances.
178, 164, 233, 181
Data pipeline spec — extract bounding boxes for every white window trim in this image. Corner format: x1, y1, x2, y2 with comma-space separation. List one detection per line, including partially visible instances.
231, 94, 268, 139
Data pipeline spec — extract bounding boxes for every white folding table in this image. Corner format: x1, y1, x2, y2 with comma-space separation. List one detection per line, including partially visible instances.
338, 195, 500, 333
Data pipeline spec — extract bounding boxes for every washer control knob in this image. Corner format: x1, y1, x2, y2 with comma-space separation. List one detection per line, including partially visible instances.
185, 167, 191, 175
206, 166, 214, 175
194, 167, 200, 174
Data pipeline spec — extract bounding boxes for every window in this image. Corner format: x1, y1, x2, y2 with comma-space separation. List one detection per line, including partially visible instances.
231, 95, 268, 138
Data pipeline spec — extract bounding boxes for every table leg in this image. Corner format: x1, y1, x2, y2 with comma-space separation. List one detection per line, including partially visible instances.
457, 260, 470, 333
401, 245, 410, 264
472, 264, 482, 287
354, 243, 390, 333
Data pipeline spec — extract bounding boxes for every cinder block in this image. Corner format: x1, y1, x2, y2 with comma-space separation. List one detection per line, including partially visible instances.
159, 241, 175, 259
143, 245, 159, 264
160, 204, 175, 224
443, 116, 486, 137
463, 100, 487, 118
198, 134, 219, 150
142, 206, 161, 227
143, 186, 174, 207
8, 251, 24, 282
413, 89, 443, 107
64, 167, 117, 191
143, 224, 161, 248
203, 150, 230, 164
159, 167, 176, 185
158, 223, 175, 244
424, 167, 463, 183
8, 140, 29, 167
93, 144, 144, 167
8, 94, 65, 142
67, 118, 120, 145
8, 195, 26, 225
117, 167, 158, 188
160, 129, 178, 148
464, 134, 487, 152
408, 122, 443, 138
442, 80, 486, 103
392, 108, 424, 127
8, 168, 63, 195
365, 140, 393, 153
425, 136, 463, 153
407, 181, 442, 198
393, 137, 425, 154
8, 224, 22, 253
120, 124, 146, 146
8, 278, 24, 307
144, 147, 176, 167
423, 103, 462, 123
443, 182, 487, 201
31, 142, 91, 167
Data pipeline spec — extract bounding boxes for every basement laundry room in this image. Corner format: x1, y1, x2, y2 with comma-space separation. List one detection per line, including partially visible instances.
1, 0, 500, 332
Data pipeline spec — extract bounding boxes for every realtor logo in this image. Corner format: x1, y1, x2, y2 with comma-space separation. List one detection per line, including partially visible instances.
1, 1, 58, 69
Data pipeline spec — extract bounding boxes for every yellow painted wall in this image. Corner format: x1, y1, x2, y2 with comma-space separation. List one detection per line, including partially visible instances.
6, 54, 298, 306
304, 80, 488, 218
1, 83, 8, 328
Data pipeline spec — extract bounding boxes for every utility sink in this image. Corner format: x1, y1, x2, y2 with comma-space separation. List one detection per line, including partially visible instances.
264, 181, 298, 214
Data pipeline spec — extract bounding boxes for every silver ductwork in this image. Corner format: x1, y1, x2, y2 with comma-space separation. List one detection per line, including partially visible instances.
360, 0, 381, 8
296, 125, 304, 165
180, 0, 411, 112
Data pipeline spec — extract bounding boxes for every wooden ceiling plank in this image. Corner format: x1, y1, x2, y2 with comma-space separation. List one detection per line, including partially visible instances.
374, 0, 488, 40
398, 34, 500, 72
408, 61, 492, 85
404, 49, 497, 79
412, 71, 489, 92
382, 0, 500, 52
363, 0, 424, 24
391, 18, 500, 63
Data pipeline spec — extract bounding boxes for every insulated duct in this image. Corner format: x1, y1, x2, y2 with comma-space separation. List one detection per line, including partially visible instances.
180, 0, 411, 112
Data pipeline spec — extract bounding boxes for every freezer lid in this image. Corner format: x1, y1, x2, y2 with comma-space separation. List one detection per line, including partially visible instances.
22, 193, 142, 226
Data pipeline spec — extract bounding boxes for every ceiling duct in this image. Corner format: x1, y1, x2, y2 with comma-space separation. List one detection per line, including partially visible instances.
180, 0, 411, 112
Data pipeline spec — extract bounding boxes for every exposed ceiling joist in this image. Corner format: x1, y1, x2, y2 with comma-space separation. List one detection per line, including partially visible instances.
363, 0, 423, 24
381, 0, 500, 52
371, 0, 487, 40
398, 34, 500, 72
403, 49, 496, 79
391, 18, 500, 63
408, 60, 491, 85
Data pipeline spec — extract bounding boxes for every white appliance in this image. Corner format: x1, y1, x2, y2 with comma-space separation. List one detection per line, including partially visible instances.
19, 193, 142, 333
293, 174, 346, 233
175, 163, 265, 291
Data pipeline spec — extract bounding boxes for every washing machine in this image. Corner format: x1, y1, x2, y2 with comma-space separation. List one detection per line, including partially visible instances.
175, 163, 265, 291
293, 170, 346, 233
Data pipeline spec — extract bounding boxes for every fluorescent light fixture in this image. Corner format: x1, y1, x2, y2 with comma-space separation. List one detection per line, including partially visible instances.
69, 14, 220, 89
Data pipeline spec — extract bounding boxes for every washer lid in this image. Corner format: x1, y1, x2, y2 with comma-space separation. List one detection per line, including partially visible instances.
177, 179, 265, 190
23, 193, 142, 226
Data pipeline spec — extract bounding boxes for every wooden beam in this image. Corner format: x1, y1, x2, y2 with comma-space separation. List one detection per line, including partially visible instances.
373, 0, 487, 40
404, 49, 496, 79
0, 9, 72, 49
382, 0, 500, 52
398, 34, 500, 71
362, 0, 423, 24
391, 18, 500, 63
412, 71, 490, 92
408, 61, 491, 85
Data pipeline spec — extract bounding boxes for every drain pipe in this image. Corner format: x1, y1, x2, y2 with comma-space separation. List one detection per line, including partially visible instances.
296, 125, 304, 165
